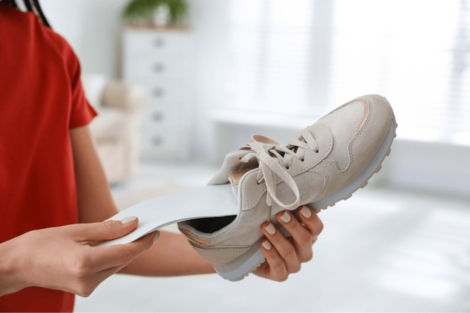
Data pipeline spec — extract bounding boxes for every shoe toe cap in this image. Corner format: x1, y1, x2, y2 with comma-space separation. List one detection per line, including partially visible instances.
316, 94, 395, 170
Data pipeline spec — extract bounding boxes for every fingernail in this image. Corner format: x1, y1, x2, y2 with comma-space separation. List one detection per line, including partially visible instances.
265, 223, 275, 235
262, 240, 272, 250
153, 231, 160, 243
300, 206, 312, 218
121, 216, 137, 225
280, 211, 291, 223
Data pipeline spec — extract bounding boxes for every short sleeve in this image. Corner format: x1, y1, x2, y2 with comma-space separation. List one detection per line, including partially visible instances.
67, 49, 98, 129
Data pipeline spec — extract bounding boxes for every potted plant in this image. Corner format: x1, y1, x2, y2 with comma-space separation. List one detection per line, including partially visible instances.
122, 0, 189, 27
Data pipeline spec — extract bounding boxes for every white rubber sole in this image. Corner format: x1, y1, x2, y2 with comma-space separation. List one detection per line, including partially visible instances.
217, 120, 397, 281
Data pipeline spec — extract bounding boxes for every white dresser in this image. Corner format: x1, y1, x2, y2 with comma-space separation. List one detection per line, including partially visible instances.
122, 27, 192, 161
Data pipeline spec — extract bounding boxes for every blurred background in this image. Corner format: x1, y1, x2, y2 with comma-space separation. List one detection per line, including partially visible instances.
39, 0, 470, 311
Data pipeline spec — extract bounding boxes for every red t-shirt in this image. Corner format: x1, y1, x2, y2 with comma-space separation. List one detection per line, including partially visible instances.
0, 4, 97, 312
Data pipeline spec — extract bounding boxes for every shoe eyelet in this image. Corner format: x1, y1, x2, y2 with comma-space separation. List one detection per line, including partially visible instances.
257, 181, 261, 185
315, 150, 319, 153
286, 166, 290, 170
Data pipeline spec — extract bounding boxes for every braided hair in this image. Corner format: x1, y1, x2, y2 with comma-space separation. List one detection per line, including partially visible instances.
0, 0, 51, 28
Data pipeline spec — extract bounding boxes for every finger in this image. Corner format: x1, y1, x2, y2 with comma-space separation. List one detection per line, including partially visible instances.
257, 239, 288, 281
298, 206, 324, 240
276, 210, 313, 262
262, 222, 301, 274
71, 216, 139, 243
85, 231, 157, 273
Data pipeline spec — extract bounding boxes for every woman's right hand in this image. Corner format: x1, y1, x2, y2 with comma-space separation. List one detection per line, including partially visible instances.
0, 217, 156, 297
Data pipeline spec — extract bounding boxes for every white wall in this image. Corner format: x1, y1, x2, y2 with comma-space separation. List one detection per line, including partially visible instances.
381, 139, 470, 197
187, 0, 231, 160
40, 0, 128, 78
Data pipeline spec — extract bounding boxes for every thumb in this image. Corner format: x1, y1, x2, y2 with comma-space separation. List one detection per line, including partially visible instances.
73, 216, 139, 243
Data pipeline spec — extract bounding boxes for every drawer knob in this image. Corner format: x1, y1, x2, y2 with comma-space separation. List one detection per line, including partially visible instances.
152, 137, 163, 145
153, 63, 164, 72
152, 112, 164, 121
153, 87, 164, 97
154, 38, 165, 47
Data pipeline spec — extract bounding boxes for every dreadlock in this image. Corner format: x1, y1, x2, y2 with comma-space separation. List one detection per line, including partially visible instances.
0, 0, 51, 28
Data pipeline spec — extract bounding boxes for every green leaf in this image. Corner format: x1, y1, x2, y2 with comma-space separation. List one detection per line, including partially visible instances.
122, 0, 188, 25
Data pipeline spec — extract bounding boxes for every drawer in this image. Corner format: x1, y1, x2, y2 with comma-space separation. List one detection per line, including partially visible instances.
141, 129, 181, 157
124, 61, 189, 84
124, 30, 191, 57
141, 77, 188, 103
142, 103, 183, 129
134, 55, 190, 78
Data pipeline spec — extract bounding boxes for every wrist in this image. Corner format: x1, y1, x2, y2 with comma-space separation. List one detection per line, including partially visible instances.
0, 239, 28, 296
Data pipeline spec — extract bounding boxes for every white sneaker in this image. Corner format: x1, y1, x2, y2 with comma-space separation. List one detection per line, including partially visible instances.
177, 94, 397, 280
100, 94, 397, 282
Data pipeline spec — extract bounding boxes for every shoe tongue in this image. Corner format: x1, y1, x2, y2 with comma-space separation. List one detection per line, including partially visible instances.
228, 167, 254, 199
251, 135, 280, 145
207, 148, 259, 200
208, 150, 253, 186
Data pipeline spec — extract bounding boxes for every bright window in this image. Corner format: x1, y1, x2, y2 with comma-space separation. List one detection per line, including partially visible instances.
226, 0, 470, 144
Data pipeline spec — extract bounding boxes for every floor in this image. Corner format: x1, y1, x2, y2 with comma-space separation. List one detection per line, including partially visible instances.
75, 162, 470, 312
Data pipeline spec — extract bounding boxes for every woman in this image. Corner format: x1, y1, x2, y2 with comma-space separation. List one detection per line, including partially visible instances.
0, 1, 324, 311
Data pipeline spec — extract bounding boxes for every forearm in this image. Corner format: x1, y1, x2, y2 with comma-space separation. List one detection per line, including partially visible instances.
70, 126, 118, 223
119, 230, 215, 276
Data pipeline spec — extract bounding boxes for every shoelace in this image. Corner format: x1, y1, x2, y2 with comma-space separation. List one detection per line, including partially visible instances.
239, 129, 319, 212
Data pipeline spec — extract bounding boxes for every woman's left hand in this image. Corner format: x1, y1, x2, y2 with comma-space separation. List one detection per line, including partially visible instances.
253, 205, 323, 281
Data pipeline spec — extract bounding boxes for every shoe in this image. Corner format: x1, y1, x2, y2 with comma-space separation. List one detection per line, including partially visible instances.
99, 94, 396, 281
177, 94, 397, 281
